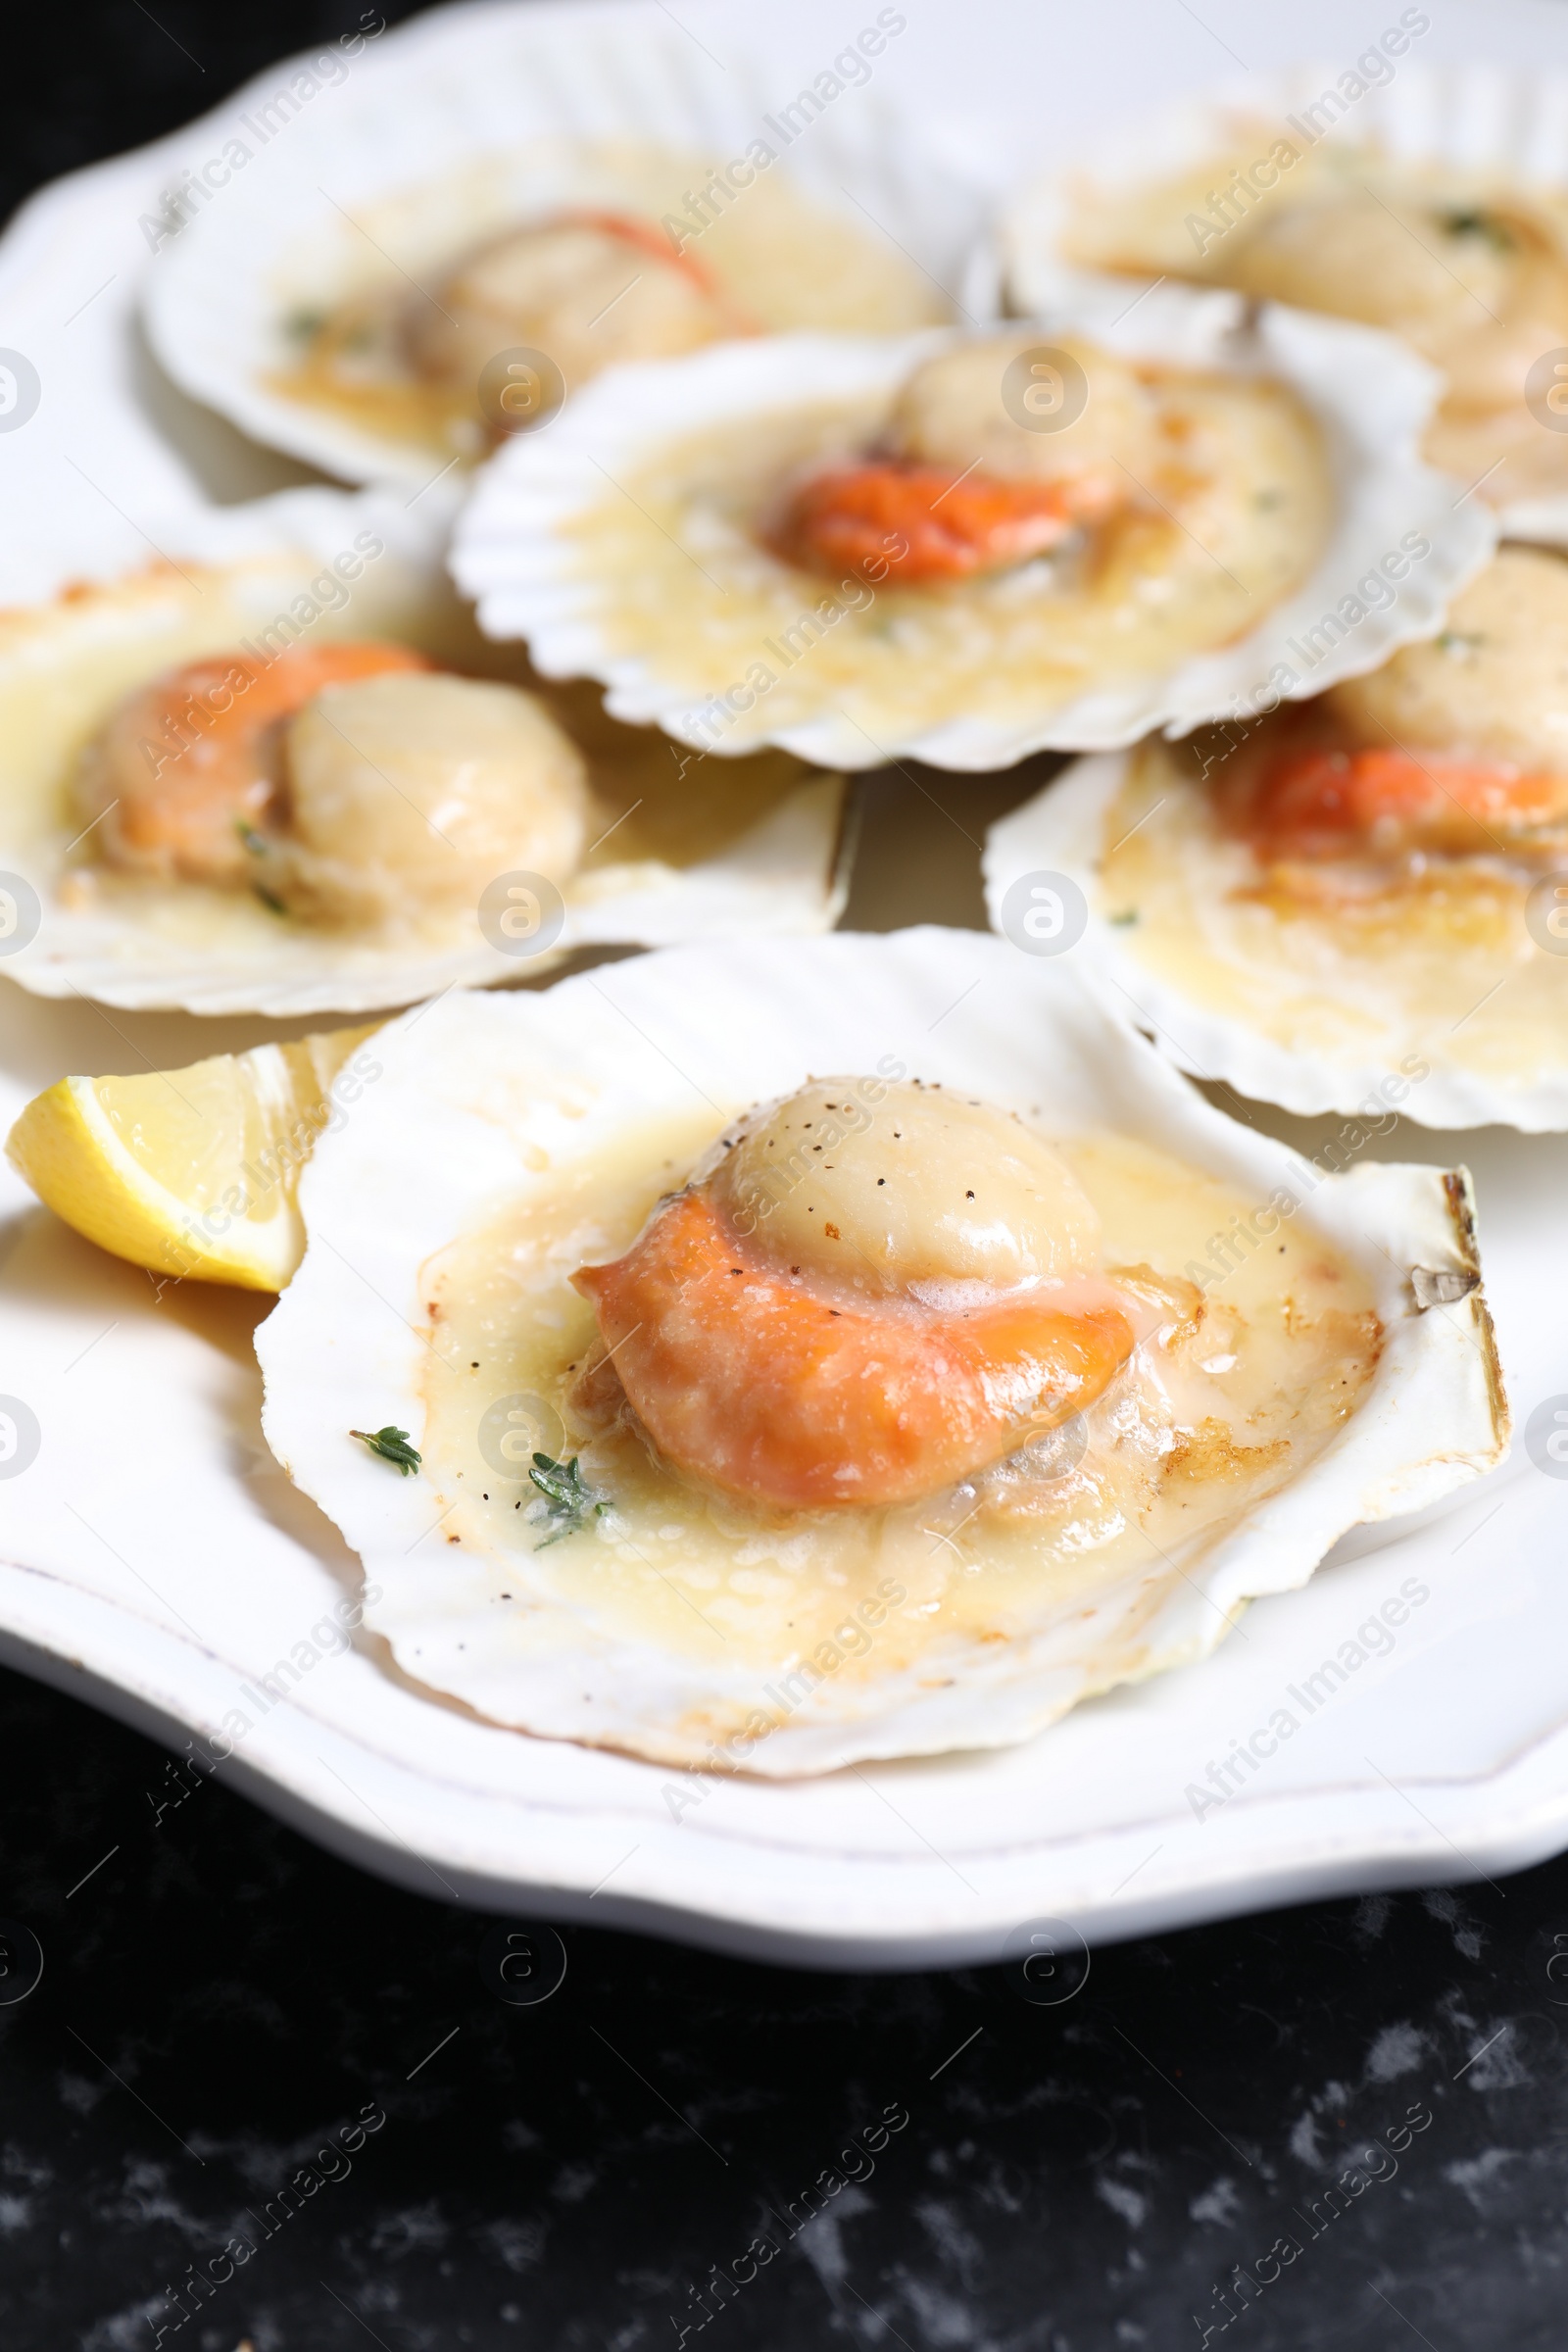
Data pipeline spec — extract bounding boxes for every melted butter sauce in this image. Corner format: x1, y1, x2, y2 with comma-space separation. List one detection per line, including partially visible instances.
562, 378, 1329, 746
1102, 738, 1568, 1083
417, 1111, 1381, 1689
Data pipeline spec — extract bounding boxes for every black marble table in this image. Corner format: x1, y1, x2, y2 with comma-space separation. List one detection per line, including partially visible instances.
5, 6, 1568, 2345
4, 1657, 1568, 2350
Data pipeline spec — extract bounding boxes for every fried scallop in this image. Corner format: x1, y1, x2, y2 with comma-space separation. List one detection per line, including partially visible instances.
401, 214, 748, 402
74, 648, 591, 932
574, 1083, 1135, 1508
268, 672, 593, 929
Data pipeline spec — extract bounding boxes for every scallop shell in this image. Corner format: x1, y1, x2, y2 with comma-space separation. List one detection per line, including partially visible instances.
140, 3, 988, 488
0, 483, 849, 1017
983, 751, 1568, 1134
994, 57, 1568, 546
256, 929, 1506, 1777
451, 291, 1494, 772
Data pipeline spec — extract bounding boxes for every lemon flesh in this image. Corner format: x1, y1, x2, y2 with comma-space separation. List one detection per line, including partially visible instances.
5, 1026, 375, 1291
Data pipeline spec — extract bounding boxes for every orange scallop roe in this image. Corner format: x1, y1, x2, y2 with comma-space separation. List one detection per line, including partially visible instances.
1241, 742, 1568, 861
767, 460, 1123, 584
91, 639, 430, 884
572, 1185, 1134, 1510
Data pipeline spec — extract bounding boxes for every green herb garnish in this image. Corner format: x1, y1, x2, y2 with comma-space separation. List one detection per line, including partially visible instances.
1440, 208, 1514, 251
528, 1451, 607, 1547
351, 1426, 421, 1475
284, 306, 327, 341
237, 822, 283, 910
1108, 909, 1140, 926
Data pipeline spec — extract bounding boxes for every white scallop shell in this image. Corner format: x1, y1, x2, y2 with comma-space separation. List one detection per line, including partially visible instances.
451, 292, 1494, 771
993, 57, 1568, 546
140, 2, 989, 488
983, 752, 1568, 1134
256, 929, 1506, 1777
0, 482, 848, 1017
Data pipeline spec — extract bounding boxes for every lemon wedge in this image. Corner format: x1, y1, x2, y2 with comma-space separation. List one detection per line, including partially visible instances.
5, 1025, 378, 1292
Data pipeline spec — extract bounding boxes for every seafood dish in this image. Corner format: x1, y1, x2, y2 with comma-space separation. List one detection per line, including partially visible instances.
141, 7, 980, 484
986, 548, 1568, 1130
0, 491, 848, 1015
256, 933, 1504, 1773
999, 56, 1568, 535
453, 294, 1493, 770
4, 16, 1551, 1843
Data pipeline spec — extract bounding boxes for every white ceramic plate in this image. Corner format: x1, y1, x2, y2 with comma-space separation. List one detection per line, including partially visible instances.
3, 798, 1567, 1967
4, 0, 1568, 1965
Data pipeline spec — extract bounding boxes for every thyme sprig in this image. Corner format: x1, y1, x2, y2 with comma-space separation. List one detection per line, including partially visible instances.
528, 1452, 607, 1547
351, 1426, 421, 1475
1440, 207, 1515, 251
